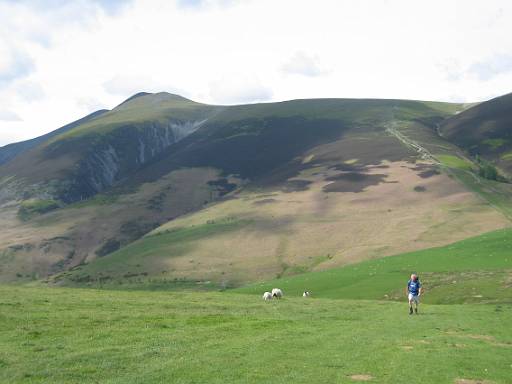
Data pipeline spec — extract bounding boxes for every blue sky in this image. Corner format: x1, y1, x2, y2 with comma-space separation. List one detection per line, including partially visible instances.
1, 0, 512, 145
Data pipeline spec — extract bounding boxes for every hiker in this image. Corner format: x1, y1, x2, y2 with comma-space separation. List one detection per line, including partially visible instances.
406, 274, 422, 315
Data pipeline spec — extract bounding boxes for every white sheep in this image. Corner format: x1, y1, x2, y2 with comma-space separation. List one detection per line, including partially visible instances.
271, 288, 283, 299
262, 291, 273, 301
303, 291, 310, 297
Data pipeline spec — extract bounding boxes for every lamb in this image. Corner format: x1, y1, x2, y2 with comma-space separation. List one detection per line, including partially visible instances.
303, 291, 310, 297
271, 288, 283, 299
262, 291, 273, 301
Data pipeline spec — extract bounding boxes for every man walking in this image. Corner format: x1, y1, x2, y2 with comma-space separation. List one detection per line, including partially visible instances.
406, 274, 422, 315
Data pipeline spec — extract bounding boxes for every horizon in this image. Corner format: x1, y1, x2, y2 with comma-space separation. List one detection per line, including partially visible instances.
1, 88, 506, 148
0, 91, 496, 148
1, 0, 512, 145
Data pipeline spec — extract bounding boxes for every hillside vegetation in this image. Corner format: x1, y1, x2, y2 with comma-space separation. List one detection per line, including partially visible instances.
441, 92, 512, 177
1, 93, 512, 287
236, 227, 512, 304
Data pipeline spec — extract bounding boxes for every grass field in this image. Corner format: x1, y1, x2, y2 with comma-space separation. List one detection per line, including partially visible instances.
235, 228, 512, 304
1, 285, 511, 384
436, 154, 474, 171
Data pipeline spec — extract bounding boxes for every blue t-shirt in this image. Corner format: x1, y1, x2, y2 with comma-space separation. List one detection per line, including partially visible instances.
407, 279, 421, 295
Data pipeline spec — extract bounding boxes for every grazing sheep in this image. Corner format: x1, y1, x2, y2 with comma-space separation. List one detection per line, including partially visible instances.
271, 288, 283, 299
262, 291, 273, 301
303, 291, 310, 297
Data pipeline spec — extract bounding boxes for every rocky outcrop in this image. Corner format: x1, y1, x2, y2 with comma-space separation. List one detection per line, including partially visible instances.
56, 119, 206, 202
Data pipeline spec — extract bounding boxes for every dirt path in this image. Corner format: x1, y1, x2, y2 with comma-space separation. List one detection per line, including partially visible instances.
385, 106, 440, 164
385, 106, 511, 221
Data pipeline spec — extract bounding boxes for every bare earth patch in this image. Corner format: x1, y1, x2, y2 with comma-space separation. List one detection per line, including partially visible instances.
467, 334, 495, 342
445, 332, 511, 347
349, 374, 374, 381
454, 379, 495, 384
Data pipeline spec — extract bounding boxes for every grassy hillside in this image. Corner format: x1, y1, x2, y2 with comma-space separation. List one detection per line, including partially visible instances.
52, 96, 512, 289
0, 167, 232, 283
3, 94, 512, 288
128, 98, 463, 185
1, 285, 511, 383
235, 227, 512, 304
55, 93, 220, 140
0, 92, 220, 201
56, 158, 508, 289
0, 109, 107, 166
441, 92, 512, 176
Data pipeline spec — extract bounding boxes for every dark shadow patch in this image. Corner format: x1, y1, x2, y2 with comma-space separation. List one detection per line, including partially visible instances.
95, 238, 121, 257
329, 163, 363, 172
253, 198, 277, 205
323, 172, 387, 193
414, 185, 427, 192
281, 180, 312, 193
207, 178, 238, 196
412, 163, 441, 179
418, 169, 441, 178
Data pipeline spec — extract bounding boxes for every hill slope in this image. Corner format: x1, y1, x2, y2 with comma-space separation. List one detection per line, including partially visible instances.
441, 92, 512, 176
1, 93, 511, 286
235, 227, 512, 304
0, 109, 108, 166
0, 92, 220, 203
53, 98, 511, 288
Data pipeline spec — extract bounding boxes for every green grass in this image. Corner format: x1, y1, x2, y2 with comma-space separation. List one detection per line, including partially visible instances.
211, 98, 463, 125
483, 138, 507, 150
235, 228, 512, 304
0, 285, 511, 383
448, 167, 512, 220
17, 199, 60, 221
54, 93, 218, 140
55, 218, 251, 287
436, 154, 474, 171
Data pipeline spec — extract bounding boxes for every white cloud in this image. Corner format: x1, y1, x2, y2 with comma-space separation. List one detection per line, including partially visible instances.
0, 47, 34, 85
76, 97, 107, 113
0, 109, 22, 122
0, 0, 512, 145
281, 51, 330, 77
103, 75, 185, 98
468, 53, 512, 81
209, 75, 273, 104
14, 80, 46, 102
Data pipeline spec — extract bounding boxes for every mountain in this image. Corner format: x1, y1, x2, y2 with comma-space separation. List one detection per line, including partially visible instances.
440, 92, 512, 176
1, 92, 511, 287
0, 92, 220, 203
0, 109, 108, 166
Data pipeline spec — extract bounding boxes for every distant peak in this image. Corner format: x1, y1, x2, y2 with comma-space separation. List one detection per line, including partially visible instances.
119, 92, 152, 105
116, 91, 195, 109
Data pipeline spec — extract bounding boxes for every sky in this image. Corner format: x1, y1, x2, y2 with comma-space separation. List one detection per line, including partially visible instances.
1, 0, 512, 146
